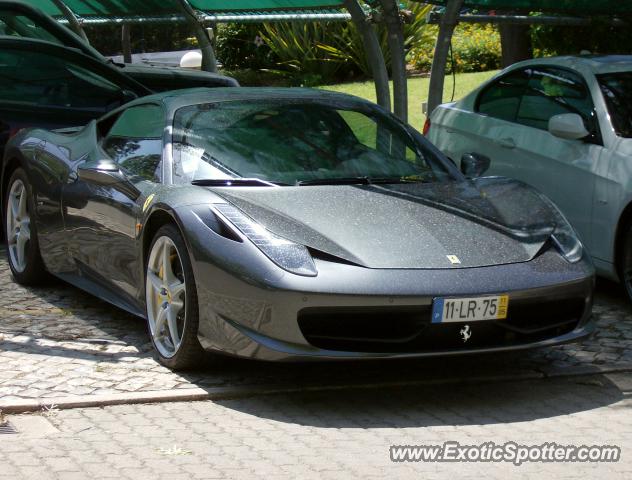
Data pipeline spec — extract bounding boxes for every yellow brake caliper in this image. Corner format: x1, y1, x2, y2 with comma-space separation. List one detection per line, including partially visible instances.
156, 264, 164, 307
156, 254, 177, 307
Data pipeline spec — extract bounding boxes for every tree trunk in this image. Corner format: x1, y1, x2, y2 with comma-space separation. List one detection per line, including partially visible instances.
499, 21, 533, 67
427, 0, 464, 115
343, 0, 391, 113
379, 0, 408, 122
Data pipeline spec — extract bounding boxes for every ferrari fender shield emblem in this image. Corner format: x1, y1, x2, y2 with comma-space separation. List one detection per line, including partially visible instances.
143, 194, 155, 212
447, 255, 461, 265
460, 325, 472, 343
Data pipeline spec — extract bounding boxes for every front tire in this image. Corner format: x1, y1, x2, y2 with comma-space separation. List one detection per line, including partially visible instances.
4, 168, 46, 285
622, 224, 632, 303
145, 224, 204, 370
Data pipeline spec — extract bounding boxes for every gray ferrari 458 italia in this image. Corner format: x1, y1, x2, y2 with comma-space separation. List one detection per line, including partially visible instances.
2, 87, 595, 370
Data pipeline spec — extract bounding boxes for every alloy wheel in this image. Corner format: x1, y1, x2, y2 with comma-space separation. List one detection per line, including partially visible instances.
6, 179, 31, 273
145, 236, 187, 358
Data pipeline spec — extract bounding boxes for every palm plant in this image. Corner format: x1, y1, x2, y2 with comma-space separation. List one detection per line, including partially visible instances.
259, 1, 433, 84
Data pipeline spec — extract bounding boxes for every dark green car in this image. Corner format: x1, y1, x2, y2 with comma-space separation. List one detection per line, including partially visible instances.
0, 1, 237, 156
0, 0, 237, 92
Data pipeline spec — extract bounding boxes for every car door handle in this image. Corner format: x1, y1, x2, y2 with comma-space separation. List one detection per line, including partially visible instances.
497, 137, 516, 149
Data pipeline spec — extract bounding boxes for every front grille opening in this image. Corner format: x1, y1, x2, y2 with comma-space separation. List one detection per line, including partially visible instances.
299, 306, 431, 346
499, 299, 585, 334
298, 297, 585, 353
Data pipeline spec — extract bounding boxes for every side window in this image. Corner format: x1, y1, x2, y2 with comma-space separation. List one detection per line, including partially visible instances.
0, 49, 125, 112
476, 69, 530, 122
516, 68, 597, 135
102, 105, 164, 183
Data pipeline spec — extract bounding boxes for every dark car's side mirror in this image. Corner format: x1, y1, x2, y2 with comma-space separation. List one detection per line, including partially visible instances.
121, 89, 138, 103
461, 153, 491, 178
77, 159, 141, 200
120, 89, 138, 105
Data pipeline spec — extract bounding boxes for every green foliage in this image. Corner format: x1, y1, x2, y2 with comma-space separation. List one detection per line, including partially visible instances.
409, 23, 501, 74
215, 23, 278, 70
531, 17, 632, 57
259, 21, 347, 86
317, 2, 433, 77
409, 23, 501, 73
451, 23, 501, 73
259, 1, 432, 85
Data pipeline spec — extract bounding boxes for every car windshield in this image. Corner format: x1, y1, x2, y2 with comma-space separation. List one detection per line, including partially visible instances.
597, 72, 632, 138
171, 99, 455, 186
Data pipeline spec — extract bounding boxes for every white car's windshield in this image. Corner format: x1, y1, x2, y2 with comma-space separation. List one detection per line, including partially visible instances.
171, 100, 455, 186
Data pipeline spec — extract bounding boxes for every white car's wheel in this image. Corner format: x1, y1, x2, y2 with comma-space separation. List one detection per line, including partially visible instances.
145, 224, 204, 369
4, 168, 46, 284
621, 225, 632, 303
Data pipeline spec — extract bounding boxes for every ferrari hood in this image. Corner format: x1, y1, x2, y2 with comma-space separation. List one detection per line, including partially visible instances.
211, 178, 556, 269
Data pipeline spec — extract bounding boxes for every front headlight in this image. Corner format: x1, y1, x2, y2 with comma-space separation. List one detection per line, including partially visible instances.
538, 194, 583, 263
214, 203, 318, 277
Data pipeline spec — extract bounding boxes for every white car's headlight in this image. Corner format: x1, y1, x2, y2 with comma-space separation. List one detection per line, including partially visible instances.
214, 203, 318, 277
538, 194, 583, 263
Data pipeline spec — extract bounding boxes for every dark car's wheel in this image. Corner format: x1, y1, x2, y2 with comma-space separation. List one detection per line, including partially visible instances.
145, 224, 204, 370
4, 168, 46, 285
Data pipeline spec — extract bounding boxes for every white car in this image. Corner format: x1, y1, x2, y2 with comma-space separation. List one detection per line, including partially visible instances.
427, 55, 632, 301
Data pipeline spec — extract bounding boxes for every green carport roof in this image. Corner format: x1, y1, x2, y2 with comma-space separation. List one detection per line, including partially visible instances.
424, 0, 632, 14
29, 0, 347, 23
191, 0, 344, 11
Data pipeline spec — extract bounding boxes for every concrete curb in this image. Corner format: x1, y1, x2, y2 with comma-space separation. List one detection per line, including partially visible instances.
3, 365, 631, 414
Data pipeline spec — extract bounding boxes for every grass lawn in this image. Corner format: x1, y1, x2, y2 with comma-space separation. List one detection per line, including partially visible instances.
319, 70, 498, 130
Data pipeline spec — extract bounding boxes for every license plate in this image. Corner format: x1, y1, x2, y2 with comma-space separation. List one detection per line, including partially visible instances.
432, 295, 509, 323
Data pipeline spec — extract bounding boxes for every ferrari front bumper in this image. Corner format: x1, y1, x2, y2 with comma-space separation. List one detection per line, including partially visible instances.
193, 246, 595, 361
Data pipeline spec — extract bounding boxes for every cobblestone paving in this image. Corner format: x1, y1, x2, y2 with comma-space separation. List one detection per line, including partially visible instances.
1, 374, 632, 479
2, 242, 632, 402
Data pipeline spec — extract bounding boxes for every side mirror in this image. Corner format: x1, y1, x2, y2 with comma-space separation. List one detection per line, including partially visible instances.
548, 113, 589, 140
461, 153, 491, 178
120, 89, 138, 104
78, 159, 122, 184
77, 159, 140, 200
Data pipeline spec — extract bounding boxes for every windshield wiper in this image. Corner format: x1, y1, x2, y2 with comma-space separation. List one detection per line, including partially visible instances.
297, 176, 431, 186
192, 178, 288, 187
297, 177, 372, 186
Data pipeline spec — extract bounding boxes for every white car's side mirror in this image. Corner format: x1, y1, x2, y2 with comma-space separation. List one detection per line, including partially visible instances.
548, 113, 590, 140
